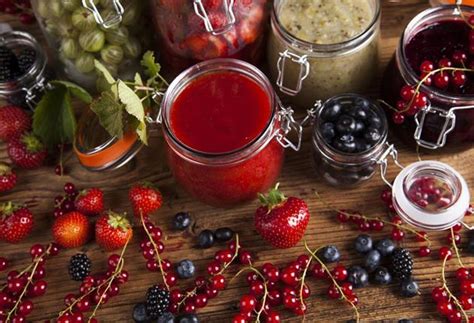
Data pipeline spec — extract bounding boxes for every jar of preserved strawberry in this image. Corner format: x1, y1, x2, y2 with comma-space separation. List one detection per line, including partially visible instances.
381, 5, 474, 150
149, 0, 269, 76
31, 0, 150, 91
159, 59, 300, 207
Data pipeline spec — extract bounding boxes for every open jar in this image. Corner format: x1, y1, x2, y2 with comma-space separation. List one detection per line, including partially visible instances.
267, 0, 380, 109
0, 31, 51, 110
149, 0, 269, 76
381, 5, 474, 150
312, 94, 388, 187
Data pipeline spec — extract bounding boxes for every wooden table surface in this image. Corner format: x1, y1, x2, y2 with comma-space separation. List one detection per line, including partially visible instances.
1, 1, 474, 322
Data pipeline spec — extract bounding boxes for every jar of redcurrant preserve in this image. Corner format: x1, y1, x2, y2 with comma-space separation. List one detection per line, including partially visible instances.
267, 0, 381, 109
159, 59, 300, 207
149, 0, 269, 76
392, 161, 470, 231
381, 5, 474, 150
0, 31, 51, 110
311, 94, 388, 187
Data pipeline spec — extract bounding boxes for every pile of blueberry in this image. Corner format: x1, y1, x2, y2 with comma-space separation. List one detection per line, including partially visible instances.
0, 46, 36, 82
318, 96, 386, 154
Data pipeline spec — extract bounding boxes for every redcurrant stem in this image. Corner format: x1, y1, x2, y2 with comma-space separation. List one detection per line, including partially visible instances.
304, 241, 360, 322
5, 243, 53, 321
216, 234, 240, 275
177, 287, 197, 308
451, 228, 465, 268
441, 254, 469, 322
299, 252, 312, 308
456, 4, 473, 29
140, 215, 170, 291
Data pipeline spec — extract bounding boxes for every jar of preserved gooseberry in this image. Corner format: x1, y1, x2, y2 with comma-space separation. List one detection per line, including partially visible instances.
149, 0, 269, 76
31, 0, 150, 91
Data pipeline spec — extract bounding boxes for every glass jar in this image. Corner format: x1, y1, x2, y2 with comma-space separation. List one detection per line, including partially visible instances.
312, 94, 388, 187
31, 0, 149, 91
267, 0, 380, 109
160, 59, 297, 207
392, 161, 470, 231
381, 5, 474, 150
149, 0, 269, 76
430, 0, 474, 6
0, 31, 51, 110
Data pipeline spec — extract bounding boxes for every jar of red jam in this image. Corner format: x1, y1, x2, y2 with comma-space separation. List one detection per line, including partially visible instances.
160, 59, 297, 207
149, 0, 269, 76
392, 161, 470, 231
381, 5, 474, 150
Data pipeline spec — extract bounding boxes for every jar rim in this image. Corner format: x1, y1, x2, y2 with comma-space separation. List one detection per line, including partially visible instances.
161, 58, 277, 162
398, 4, 474, 101
271, 0, 381, 54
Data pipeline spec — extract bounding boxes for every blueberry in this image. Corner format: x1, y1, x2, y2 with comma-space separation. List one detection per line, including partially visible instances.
319, 245, 341, 263
365, 249, 382, 272
467, 238, 474, 254
368, 115, 383, 129
332, 135, 356, 153
364, 128, 382, 144
400, 278, 419, 297
347, 266, 369, 288
321, 102, 343, 121
320, 122, 336, 142
176, 259, 196, 279
354, 234, 373, 254
355, 138, 371, 153
352, 106, 369, 120
132, 303, 150, 323
375, 238, 396, 257
197, 230, 215, 248
157, 312, 175, 323
372, 266, 392, 285
214, 227, 234, 242
176, 314, 200, 323
172, 212, 192, 230
354, 121, 365, 134
336, 115, 356, 134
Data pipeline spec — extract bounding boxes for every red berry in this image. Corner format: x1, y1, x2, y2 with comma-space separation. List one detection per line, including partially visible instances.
239, 250, 252, 265
31, 280, 47, 297
281, 267, 299, 286
207, 261, 221, 275
452, 223, 462, 232
283, 295, 298, 309
438, 58, 452, 68
400, 85, 415, 102
165, 272, 178, 287
431, 286, 448, 303
391, 228, 405, 241
0, 106, 31, 141
75, 188, 104, 216
437, 301, 455, 316
420, 60, 434, 73
392, 113, 405, 125
76, 297, 91, 312
206, 287, 218, 299
452, 71, 466, 87
448, 311, 462, 323
439, 247, 453, 260
434, 72, 450, 89
268, 289, 282, 306
215, 249, 233, 264
358, 221, 371, 232
327, 284, 340, 299
414, 92, 428, 108
341, 282, 353, 296
0, 163, 16, 193
296, 255, 310, 267
19, 13, 35, 25
310, 263, 327, 279
183, 300, 195, 313
332, 265, 348, 282
456, 267, 471, 281
54, 164, 64, 176
459, 294, 473, 310
17, 299, 33, 316
452, 50, 467, 65
460, 279, 474, 296
232, 314, 247, 323
240, 294, 257, 312
249, 281, 264, 297
194, 293, 208, 308
415, 231, 428, 242
380, 189, 392, 204
128, 183, 163, 217
64, 183, 77, 196
347, 294, 359, 305
292, 301, 307, 316
301, 283, 311, 298
0, 257, 8, 271
211, 274, 226, 290
265, 266, 280, 283
418, 246, 431, 257
421, 73, 433, 86
336, 211, 349, 223
265, 310, 281, 323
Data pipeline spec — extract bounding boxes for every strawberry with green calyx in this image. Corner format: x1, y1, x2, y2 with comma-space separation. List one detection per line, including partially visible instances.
0, 162, 16, 193
95, 211, 133, 251
0, 202, 33, 243
0, 105, 31, 142
255, 184, 310, 249
128, 182, 163, 218
7, 132, 47, 169
75, 187, 104, 216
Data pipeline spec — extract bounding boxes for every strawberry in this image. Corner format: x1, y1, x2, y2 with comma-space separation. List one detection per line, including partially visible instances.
0, 162, 16, 193
0, 202, 33, 243
254, 184, 310, 249
95, 211, 133, 251
0, 105, 31, 142
7, 132, 47, 169
75, 188, 104, 216
128, 183, 163, 217
52, 211, 91, 248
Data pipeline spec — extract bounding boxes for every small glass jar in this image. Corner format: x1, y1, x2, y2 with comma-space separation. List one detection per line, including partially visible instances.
312, 94, 388, 187
31, 0, 149, 91
267, 0, 380, 109
149, 0, 269, 76
160, 59, 297, 207
0, 31, 51, 110
381, 5, 474, 150
392, 161, 470, 231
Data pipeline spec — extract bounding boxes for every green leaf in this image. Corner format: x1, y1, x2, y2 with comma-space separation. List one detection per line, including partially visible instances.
94, 60, 116, 90
49, 80, 92, 104
140, 51, 161, 78
90, 91, 124, 139
136, 120, 148, 145
117, 80, 148, 145
134, 73, 144, 87
33, 87, 76, 148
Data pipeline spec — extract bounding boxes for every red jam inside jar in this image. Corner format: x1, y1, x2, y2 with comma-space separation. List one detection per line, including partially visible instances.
162, 59, 284, 207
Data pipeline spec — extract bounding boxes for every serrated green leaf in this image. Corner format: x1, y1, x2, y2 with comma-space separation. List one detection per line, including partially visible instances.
90, 91, 124, 139
94, 60, 116, 86
136, 121, 147, 145
117, 80, 148, 145
33, 87, 76, 148
49, 80, 92, 104
134, 73, 144, 87
141, 51, 161, 78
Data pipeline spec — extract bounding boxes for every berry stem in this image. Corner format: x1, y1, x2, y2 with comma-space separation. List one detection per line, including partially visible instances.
217, 234, 240, 275
440, 254, 469, 322
456, 3, 474, 29
299, 251, 313, 307
450, 228, 465, 268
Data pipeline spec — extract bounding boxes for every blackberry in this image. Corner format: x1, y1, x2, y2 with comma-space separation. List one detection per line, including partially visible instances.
391, 248, 413, 280
68, 253, 91, 281
17, 48, 36, 73
145, 285, 170, 319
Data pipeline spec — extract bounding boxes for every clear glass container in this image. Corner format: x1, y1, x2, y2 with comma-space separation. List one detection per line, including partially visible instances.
312, 94, 388, 187
149, 0, 269, 76
31, 0, 149, 91
392, 161, 470, 231
0, 31, 51, 110
267, 0, 380, 109
381, 5, 474, 150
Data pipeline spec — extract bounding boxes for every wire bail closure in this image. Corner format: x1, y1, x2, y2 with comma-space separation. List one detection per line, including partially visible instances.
193, 0, 236, 36
144, 91, 165, 125
24, 76, 50, 111
276, 50, 310, 96
373, 143, 404, 188
275, 99, 303, 151
82, 0, 124, 29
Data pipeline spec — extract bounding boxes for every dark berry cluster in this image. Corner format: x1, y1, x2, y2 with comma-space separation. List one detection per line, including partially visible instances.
68, 253, 92, 282
0, 46, 36, 82
145, 285, 170, 319
53, 182, 79, 218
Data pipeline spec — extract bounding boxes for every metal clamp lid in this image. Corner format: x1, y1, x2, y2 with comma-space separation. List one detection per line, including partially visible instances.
373, 143, 404, 188
193, 0, 236, 35
23, 76, 49, 111
82, 0, 124, 29
276, 50, 310, 96
275, 100, 303, 151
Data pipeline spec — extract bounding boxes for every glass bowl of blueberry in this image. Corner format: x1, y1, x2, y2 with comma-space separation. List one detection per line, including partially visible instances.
312, 94, 388, 187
